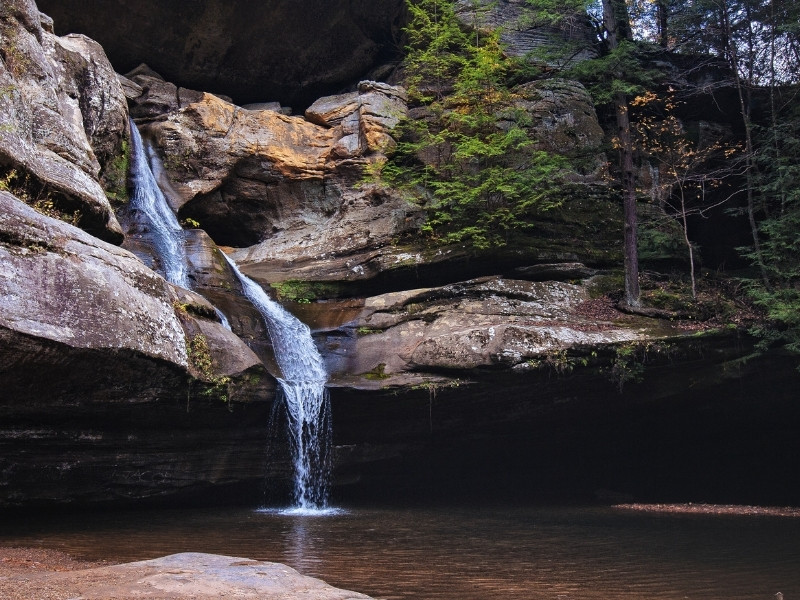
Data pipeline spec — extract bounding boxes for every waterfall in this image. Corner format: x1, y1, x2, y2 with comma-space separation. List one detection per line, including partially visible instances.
222, 253, 332, 510
128, 118, 331, 510
128, 119, 190, 288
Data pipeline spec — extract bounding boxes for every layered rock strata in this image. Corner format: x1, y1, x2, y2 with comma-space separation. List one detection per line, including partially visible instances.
2, 0, 788, 510
128, 75, 431, 290
131, 66, 615, 293
0, 191, 275, 505
321, 275, 694, 390
454, 0, 598, 65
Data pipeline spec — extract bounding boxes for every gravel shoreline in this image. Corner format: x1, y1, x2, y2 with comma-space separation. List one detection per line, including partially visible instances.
0, 547, 114, 600
614, 502, 800, 517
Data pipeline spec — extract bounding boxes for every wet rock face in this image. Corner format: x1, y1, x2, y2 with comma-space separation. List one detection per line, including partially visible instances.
36, 0, 406, 109
0, 359, 274, 505
0, 0, 127, 243
119, 221, 281, 372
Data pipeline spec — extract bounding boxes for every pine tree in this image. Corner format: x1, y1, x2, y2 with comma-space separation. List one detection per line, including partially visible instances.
377, 0, 573, 249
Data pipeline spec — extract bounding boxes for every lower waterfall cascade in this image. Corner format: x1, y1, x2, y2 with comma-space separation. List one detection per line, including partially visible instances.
223, 253, 332, 511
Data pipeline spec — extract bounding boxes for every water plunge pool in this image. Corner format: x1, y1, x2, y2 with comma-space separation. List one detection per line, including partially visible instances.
2, 503, 798, 599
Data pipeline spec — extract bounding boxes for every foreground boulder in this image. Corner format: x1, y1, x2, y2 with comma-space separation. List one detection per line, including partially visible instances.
0, 552, 374, 600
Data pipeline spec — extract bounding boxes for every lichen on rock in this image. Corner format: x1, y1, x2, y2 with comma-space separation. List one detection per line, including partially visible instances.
0, 191, 187, 364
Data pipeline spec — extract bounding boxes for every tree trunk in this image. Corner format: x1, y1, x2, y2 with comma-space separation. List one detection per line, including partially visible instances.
721, 5, 770, 288
617, 92, 641, 307
602, 0, 632, 44
602, 0, 640, 308
657, 0, 669, 47
767, 0, 785, 214
677, 184, 696, 299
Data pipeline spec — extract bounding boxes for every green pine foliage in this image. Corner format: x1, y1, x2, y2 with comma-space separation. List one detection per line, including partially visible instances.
522, 0, 589, 26
376, 0, 575, 249
746, 105, 800, 356
566, 39, 658, 105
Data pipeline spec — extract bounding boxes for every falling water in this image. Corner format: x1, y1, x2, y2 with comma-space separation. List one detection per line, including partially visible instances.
128, 118, 190, 288
222, 253, 332, 510
214, 307, 232, 331
128, 118, 331, 509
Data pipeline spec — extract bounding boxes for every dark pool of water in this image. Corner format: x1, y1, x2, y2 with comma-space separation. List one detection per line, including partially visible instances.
2, 503, 798, 599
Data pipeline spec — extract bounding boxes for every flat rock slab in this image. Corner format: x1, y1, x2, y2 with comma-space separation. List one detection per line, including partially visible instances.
0, 552, 373, 600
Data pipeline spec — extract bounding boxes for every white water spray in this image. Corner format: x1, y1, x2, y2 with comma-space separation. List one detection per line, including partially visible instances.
222, 253, 332, 510
128, 119, 190, 288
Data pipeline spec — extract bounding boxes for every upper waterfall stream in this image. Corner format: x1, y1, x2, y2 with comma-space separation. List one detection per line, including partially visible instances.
128, 120, 332, 511
128, 119, 190, 288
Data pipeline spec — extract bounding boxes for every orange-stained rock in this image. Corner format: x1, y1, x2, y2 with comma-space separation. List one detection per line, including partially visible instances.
145, 93, 337, 204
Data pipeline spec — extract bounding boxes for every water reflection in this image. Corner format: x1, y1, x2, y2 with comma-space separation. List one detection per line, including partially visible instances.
1, 504, 799, 600
285, 517, 311, 567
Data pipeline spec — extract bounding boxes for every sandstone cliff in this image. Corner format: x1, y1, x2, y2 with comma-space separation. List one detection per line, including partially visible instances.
0, 0, 793, 508
0, 0, 275, 505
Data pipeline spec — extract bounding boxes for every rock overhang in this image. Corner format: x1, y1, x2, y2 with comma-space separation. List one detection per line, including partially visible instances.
36, 0, 407, 110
